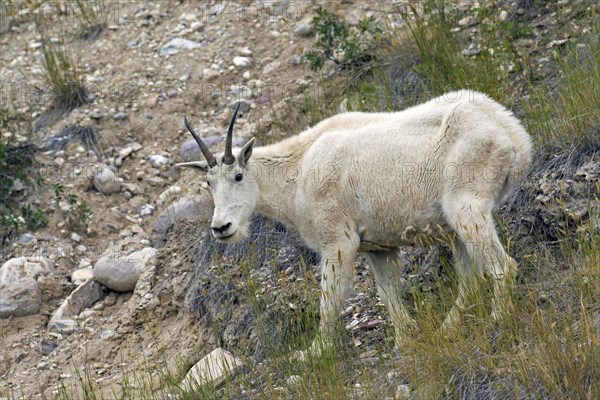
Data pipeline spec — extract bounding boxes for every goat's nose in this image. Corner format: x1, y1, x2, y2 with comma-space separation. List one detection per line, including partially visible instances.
211, 222, 232, 234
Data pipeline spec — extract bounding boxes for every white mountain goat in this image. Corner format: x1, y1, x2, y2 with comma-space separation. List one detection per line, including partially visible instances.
177, 90, 532, 357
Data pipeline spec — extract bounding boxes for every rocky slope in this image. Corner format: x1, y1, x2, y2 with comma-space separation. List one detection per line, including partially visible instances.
1, 0, 599, 398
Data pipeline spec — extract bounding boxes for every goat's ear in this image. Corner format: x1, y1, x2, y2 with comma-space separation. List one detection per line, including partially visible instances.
175, 161, 210, 172
239, 137, 255, 167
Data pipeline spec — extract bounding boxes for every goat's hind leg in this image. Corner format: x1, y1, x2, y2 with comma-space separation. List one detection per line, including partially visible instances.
443, 199, 517, 327
362, 250, 416, 350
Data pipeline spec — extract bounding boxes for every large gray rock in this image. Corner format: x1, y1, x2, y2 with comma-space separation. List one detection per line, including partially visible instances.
93, 247, 157, 292
179, 137, 222, 161
153, 195, 212, 234
0, 257, 53, 318
181, 348, 242, 390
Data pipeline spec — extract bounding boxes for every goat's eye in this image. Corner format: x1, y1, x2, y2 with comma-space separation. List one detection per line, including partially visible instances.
235, 173, 243, 182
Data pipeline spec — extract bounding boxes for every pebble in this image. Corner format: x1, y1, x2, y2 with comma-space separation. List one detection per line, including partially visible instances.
147, 154, 169, 168
203, 68, 220, 81
139, 204, 155, 216
90, 164, 121, 195
233, 56, 253, 68
18, 233, 35, 244
100, 330, 115, 340
294, 23, 313, 37
159, 38, 202, 56
71, 232, 81, 242
113, 112, 127, 120
396, 384, 411, 399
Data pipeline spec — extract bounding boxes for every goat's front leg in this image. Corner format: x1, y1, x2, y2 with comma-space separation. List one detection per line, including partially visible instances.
296, 235, 359, 361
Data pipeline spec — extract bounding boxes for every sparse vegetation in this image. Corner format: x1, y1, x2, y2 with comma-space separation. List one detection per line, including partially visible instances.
305, 7, 384, 72
38, 28, 88, 113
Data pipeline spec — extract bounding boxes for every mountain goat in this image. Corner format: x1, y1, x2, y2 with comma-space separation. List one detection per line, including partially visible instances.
177, 90, 532, 357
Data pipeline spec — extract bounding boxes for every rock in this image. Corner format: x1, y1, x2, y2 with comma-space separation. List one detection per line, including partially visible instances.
233, 56, 253, 68
70, 232, 81, 242
499, 10, 509, 22
294, 22, 313, 37
0, 257, 53, 318
18, 233, 35, 244
71, 266, 93, 285
147, 154, 169, 168
100, 330, 115, 340
230, 100, 251, 113
48, 319, 78, 334
90, 164, 121, 195
396, 384, 411, 399
202, 68, 220, 81
93, 247, 157, 292
153, 195, 212, 234
143, 94, 159, 108
49, 278, 105, 330
180, 137, 222, 161
39, 339, 58, 354
181, 348, 242, 390
139, 204, 155, 216
113, 112, 127, 120
160, 38, 202, 56
262, 61, 280, 75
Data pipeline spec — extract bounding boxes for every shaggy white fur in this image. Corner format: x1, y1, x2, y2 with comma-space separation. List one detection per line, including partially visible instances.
178, 90, 533, 356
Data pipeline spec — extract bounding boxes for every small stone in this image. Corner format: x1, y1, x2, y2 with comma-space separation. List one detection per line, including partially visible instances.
39, 339, 58, 354
242, 70, 251, 80
18, 233, 35, 244
71, 232, 81, 242
181, 348, 242, 389
262, 61, 280, 75
90, 109, 103, 119
396, 384, 411, 399
48, 319, 78, 334
160, 38, 202, 56
37, 361, 51, 370
113, 112, 127, 120
89, 164, 121, 195
147, 154, 169, 168
143, 94, 159, 108
203, 69, 220, 81
139, 204, 155, 216
499, 10, 509, 22
294, 23, 313, 37
233, 56, 253, 68
179, 72, 191, 81
71, 266, 93, 285
100, 330, 115, 340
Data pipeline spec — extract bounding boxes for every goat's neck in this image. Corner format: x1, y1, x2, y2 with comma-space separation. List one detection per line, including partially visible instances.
251, 147, 303, 226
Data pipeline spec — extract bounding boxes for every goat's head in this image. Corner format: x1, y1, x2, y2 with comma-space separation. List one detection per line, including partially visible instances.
176, 103, 257, 243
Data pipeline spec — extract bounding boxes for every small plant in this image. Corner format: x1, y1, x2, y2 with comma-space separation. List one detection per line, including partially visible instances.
305, 7, 383, 71
0, 141, 47, 237
53, 182, 92, 230
73, 0, 107, 40
39, 28, 89, 112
